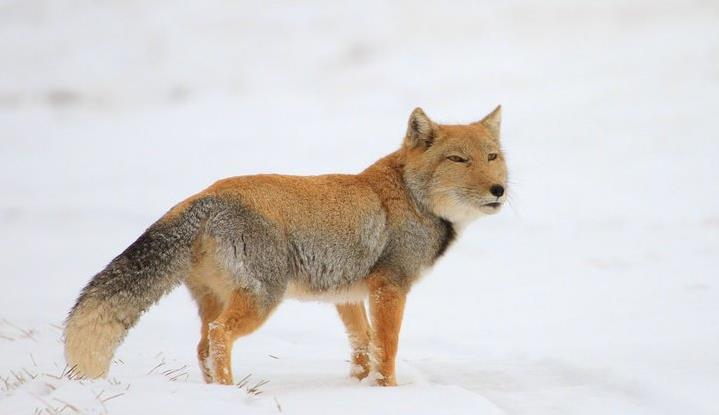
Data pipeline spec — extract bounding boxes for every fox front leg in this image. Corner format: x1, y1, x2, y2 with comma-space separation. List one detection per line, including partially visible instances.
367, 276, 407, 386
336, 302, 372, 380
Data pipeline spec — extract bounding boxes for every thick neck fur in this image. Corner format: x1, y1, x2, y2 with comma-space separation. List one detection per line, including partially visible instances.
360, 149, 431, 219
360, 148, 457, 264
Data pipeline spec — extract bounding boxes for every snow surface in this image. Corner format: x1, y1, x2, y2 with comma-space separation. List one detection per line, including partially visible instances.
1, 0, 718, 413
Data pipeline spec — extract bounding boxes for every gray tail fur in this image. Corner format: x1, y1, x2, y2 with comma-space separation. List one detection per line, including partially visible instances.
63, 198, 216, 378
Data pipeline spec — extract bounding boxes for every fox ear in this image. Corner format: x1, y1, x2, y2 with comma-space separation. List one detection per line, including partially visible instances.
476, 105, 502, 139
405, 107, 436, 149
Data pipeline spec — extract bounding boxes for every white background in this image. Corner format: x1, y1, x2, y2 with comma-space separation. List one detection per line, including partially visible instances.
1, 1, 718, 413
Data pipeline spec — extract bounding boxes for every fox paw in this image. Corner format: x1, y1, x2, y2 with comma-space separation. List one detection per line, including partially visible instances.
350, 362, 370, 381
369, 371, 397, 387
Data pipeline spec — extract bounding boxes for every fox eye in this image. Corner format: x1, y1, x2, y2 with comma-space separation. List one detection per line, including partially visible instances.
488, 153, 498, 161
447, 155, 468, 163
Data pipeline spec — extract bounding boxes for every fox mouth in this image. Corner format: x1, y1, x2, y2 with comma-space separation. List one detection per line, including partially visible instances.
482, 202, 502, 209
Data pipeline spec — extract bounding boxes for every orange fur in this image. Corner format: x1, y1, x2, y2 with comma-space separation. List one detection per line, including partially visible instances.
367, 274, 407, 386
206, 289, 271, 385
336, 303, 372, 380
193, 292, 222, 383
186, 236, 275, 384
64, 106, 506, 386
198, 174, 382, 232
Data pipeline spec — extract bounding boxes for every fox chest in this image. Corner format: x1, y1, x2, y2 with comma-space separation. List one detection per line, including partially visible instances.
284, 213, 455, 294
376, 216, 457, 278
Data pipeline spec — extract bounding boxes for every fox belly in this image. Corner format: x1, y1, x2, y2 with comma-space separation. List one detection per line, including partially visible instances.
285, 279, 369, 303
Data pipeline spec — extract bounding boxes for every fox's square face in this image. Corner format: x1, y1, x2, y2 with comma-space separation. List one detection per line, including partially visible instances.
402, 106, 508, 225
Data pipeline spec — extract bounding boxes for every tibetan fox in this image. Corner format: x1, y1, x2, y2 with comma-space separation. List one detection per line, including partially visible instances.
64, 106, 508, 386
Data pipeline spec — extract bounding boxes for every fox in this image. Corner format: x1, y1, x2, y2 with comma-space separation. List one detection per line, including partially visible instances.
63, 106, 508, 386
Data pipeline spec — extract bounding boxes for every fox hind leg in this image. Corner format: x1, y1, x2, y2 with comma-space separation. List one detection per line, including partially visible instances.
195, 292, 223, 383
207, 288, 275, 385
336, 302, 372, 380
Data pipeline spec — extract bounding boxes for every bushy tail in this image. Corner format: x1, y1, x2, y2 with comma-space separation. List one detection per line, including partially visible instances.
64, 197, 216, 378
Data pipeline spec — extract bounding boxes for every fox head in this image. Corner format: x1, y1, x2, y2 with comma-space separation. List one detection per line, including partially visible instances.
401, 106, 508, 225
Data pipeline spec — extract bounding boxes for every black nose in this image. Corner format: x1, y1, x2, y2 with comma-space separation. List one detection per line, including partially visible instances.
490, 184, 505, 197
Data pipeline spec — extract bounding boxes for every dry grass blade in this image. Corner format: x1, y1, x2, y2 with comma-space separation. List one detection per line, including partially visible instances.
29, 392, 60, 415
147, 361, 166, 375
235, 373, 252, 389
235, 373, 270, 395
100, 392, 125, 403
2, 376, 12, 392
2, 319, 37, 341
94, 389, 108, 413
161, 364, 187, 377
246, 379, 270, 396
160, 364, 189, 382
23, 367, 38, 379
1, 370, 31, 393
274, 397, 282, 412
53, 398, 81, 414
168, 371, 189, 382
10, 369, 26, 383
62, 364, 85, 381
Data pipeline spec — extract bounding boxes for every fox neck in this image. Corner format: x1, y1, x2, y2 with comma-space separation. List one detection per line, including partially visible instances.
363, 148, 484, 231
361, 149, 453, 224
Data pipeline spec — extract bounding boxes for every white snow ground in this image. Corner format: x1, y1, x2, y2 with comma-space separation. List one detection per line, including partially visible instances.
1, 0, 718, 413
